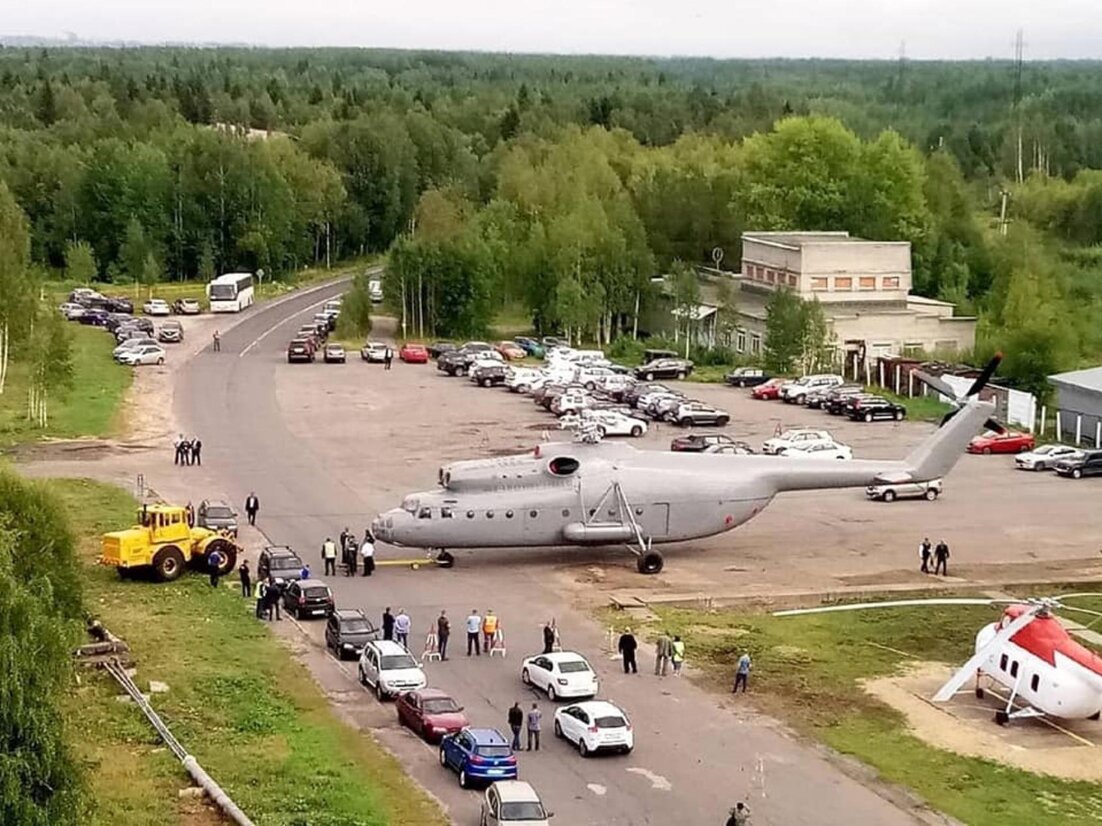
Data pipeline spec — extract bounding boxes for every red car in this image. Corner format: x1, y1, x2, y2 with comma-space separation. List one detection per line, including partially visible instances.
395, 688, 469, 743
751, 378, 785, 400
968, 430, 1035, 455
399, 343, 429, 363
496, 340, 526, 360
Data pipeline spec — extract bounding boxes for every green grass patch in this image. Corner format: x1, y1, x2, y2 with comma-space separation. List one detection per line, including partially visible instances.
0, 325, 132, 447
609, 601, 1102, 825
49, 478, 444, 826
880, 388, 953, 423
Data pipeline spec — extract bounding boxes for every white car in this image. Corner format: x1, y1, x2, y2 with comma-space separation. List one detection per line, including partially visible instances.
574, 366, 617, 389
779, 374, 845, 405
481, 780, 551, 826
142, 298, 171, 316
593, 374, 636, 396
361, 341, 388, 362
113, 337, 158, 358
117, 344, 166, 366
762, 428, 834, 455
866, 475, 943, 502
1015, 444, 1083, 471
560, 410, 647, 438
553, 700, 634, 757
505, 367, 543, 392
781, 440, 853, 460
521, 651, 599, 701
358, 640, 426, 701
58, 302, 85, 319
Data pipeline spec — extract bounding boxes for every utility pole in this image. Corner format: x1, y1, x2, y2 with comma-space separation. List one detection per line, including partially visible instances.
1013, 29, 1025, 183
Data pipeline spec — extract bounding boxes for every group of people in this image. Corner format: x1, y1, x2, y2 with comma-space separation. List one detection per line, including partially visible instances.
173, 433, 203, 466
619, 628, 752, 692
507, 700, 544, 751
336, 528, 376, 577
919, 537, 951, 575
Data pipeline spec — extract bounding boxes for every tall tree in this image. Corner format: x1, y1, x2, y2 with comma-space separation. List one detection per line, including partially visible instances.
762, 287, 806, 374
63, 240, 97, 284
0, 183, 34, 394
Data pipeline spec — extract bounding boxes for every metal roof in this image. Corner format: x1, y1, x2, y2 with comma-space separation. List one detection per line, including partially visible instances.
1049, 366, 1102, 394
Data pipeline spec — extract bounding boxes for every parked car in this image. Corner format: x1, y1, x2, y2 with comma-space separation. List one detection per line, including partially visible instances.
541, 335, 569, 350
399, 343, 430, 363
513, 337, 545, 358
592, 374, 635, 399
104, 296, 134, 314
427, 342, 456, 358
967, 430, 1035, 455
257, 546, 304, 585
158, 320, 184, 343
439, 346, 502, 376
471, 359, 508, 387
750, 378, 786, 400
282, 579, 335, 619
480, 781, 551, 826
560, 410, 647, 438
172, 298, 202, 315
633, 358, 693, 381
325, 609, 381, 659
295, 327, 322, 350
196, 499, 237, 535
358, 639, 427, 700
703, 442, 755, 454
78, 308, 111, 327
553, 700, 634, 757
58, 302, 86, 320
115, 324, 150, 343
671, 433, 743, 452
812, 384, 862, 411
116, 344, 166, 366
781, 440, 853, 460
642, 348, 678, 363
505, 366, 544, 393
396, 689, 469, 743
440, 728, 518, 789
287, 338, 315, 363
1014, 444, 1083, 471
1054, 450, 1102, 479
361, 341, 388, 363
521, 651, 598, 701
724, 367, 771, 388
142, 298, 171, 316
113, 337, 159, 358
668, 401, 730, 427
762, 428, 834, 455
314, 311, 337, 333
847, 396, 907, 422
779, 374, 845, 405
825, 389, 874, 415
323, 344, 346, 363
69, 287, 105, 304
496, 340, 527, 360
866, 475, 943, 502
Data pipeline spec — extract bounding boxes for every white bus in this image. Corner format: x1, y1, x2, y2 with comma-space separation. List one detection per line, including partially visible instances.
207, 272, 255, 313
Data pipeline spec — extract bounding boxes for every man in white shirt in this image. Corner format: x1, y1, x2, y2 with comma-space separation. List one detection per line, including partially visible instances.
466, 609, 483, 656
360, 529, 375, 576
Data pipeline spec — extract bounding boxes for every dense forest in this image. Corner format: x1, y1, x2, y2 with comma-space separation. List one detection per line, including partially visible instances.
2, 48, 1102, 397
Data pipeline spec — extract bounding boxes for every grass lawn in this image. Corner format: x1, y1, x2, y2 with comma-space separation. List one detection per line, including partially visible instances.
0, 324, 132, 447
610, 601, 1102, 826
49, 478, 445, 826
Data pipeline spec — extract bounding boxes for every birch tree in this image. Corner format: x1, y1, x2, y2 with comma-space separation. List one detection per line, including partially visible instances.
0, 183, 34, 395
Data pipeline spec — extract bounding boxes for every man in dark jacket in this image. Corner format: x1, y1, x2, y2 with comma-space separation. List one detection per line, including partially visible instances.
239, 560, 252, 598
618, 628, 639, 674
207, 549, 224, 587
934, 540, 951, 576
542, 620, 556, 654
244, 492, 260, 525
507, 701, 524, 750
382, 607, 395, 641
263, 576, 282, 620
437, 610, 451, 661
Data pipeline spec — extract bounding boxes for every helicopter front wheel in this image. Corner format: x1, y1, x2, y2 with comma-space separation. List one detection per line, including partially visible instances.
636, 550, 664, 575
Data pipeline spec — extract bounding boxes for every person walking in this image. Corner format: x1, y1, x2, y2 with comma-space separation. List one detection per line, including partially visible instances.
482, 608, 498, 653
360, 529, 375, 576
733, 652, 752, 693
384, 346, 393, 370
212, 329, 221, 352
382, 607, 395, 641
239, 560, 252, 598
526, 703, 542, 751
184, 501, 195, 528
244, 492, 260, 525
726, 802, 751, 826
394, 608, 411, 648
321, 537, 337, 576
508, 701, 524, 751
466, 608, 482, 656
542, 620, 556, 654
919, 537, 933, 574
670, 635, 685, 676
190, 437, 202, 466
934, 539, 950, 576
618, 628, 639, 674
654, 632, 671, 676
437, 610, 451, 660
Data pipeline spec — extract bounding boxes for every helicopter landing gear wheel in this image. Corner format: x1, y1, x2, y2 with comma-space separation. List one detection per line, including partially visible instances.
435, 549, 455, 568
637, 551, 664, 575
975, 687, 985, 700
994, 710, 1009, 726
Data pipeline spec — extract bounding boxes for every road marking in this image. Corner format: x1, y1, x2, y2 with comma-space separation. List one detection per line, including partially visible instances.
239, 292, 344, 358
626, 767, 672, 791
587, 783, 607, 796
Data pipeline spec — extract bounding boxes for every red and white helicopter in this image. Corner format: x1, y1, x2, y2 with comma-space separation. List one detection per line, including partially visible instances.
776, 595, 1102, 724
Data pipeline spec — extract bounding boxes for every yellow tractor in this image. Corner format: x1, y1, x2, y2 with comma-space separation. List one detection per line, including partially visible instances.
100, 503, 239, 582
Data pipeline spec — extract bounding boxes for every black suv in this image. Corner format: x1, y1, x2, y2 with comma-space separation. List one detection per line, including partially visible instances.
470, 361, 507, 387
437, 344, 493, 376
325, 609, 382, 659
825, 388, 871, 415
633, 358, 694, 381
847, 396, 907, 422
258, 546, 304, 585
282, 579, 334, 619
1054, 450, 1102, 479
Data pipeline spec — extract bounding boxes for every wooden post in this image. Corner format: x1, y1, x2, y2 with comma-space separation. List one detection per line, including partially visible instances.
1039, 405, 1046, 437
1096, 421, 1101, 449
908, 370, 914, 398
1076, 414, 1082, 445
895, 364, 901, 394
1055, 411, 1062, 440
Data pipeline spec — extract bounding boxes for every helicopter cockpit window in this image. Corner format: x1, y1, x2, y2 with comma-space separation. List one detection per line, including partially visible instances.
418, 507, 432, 519
401, 497, 419, 514
440, 507, 454, 519
548, 456, 580, 477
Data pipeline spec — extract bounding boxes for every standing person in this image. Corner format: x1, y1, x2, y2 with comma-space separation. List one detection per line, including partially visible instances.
526, 703, 542, 751
255, 578, 268, 619
238, 560, 252, 598
212, 329, 220, 352
360, 529, 375, 576
382, 607, 395, 641
727, 802, 751, 826
344, 537, 358, 576
618, 628, 639, 674
542, 620, 556, 654
671, 635, 685, 676
207, 548, 224, 588
180, 437, 191, 466
384, 346, 393, 370
184, 501, 195, 528
654, 632, 671, 677
191, 437, 202, 466
919, 537, 933, 574
934, 540, 950, 576
482, 608, 498, 653
321, 537, 337, 576
733, 652, 752, 693
394, 608, 411, 648
339, 527, 351, 555
265, 576, 282, 620
173, 433, 185, 465
437, 610, 451, 660
244, 492, 260, 525
508, 701, 524, 751
466, 608, 482, 656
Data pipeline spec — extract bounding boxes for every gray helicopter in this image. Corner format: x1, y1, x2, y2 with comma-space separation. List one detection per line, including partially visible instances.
372, 357, 1002, 574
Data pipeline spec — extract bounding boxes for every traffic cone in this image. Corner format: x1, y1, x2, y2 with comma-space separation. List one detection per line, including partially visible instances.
422, 627, 441, 662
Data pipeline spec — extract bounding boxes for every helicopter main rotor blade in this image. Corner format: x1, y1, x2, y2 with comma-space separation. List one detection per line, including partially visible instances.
932, 607, 1039, 703
1052, 592, 1102, 602
1055, 605, 1102, 619
912, 370, 960, 402
963, 352, 1004, 399
773, 598, 1016, 617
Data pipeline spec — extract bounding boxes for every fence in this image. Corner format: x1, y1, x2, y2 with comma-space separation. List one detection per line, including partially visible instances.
1036, 406, 1102, 449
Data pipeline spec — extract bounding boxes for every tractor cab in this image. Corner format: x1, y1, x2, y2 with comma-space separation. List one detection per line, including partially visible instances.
137, 504, 192, 544
100, 502, 237, 582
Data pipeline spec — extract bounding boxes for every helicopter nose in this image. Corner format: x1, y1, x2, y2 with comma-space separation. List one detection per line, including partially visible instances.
372, 509, 406, 543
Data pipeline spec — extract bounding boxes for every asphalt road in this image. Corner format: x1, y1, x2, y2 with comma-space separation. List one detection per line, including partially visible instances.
175, 285, 927, 826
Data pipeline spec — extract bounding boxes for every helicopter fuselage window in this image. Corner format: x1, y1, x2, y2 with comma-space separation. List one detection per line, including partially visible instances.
486, 510, 495, 519
548, 457, 580, 477
1030, 674, 1039, 692
418, 507, 432, 519
441, 507, 454, 519
529, 510, 538, 518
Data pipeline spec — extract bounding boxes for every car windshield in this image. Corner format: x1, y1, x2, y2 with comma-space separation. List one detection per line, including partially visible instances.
423, 698, 461, 714
381, 654, 418, 670
500, 802, 547, 820
1033, 446, 1054, 454
558, 660, 590, 673
476, 745, 512, 758
204, 506, 233, 519
341, 618, 374, 633
269, 556, 301, 570
595, 715, 627, 728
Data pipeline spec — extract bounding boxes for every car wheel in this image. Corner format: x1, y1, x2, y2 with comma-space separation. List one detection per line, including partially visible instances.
716, 416, 730, 426
358, 666, 366, 686
456, 366, 467, 377
894, 410, 904, 421
459, 769, 469, 789
547, 684, 557, 701
864, 412, 873, 423
439, 748, 448, 767
522, 668, 531, 685
518, 385, 529, 394
481, 378, 491, 387
579, 739, 590, 758
157, 357, 165, 365
795, 395, 805, 405
623, 745, 633, 755
982, 447, 992, 455
925, 488, 938, 501
645, 372, 654, 381
554, 720, 564, 738
882, 490, 896, 503
586, 382, 595, 390
596, 426, 607, 438
1019, 444, 1031, 453
376, 681, 385, 702
676, 371, 685, 379
630, 425, 643, 437
1073, 469, 1083, 479
678, 418, 692, 427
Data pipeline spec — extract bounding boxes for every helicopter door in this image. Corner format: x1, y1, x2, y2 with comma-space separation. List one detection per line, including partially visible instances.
637, 503, 669, 538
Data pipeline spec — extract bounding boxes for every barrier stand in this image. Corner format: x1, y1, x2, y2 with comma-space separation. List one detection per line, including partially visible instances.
552, 622, 562, 652
422, 628, 440, 663
489, 626, 507, 657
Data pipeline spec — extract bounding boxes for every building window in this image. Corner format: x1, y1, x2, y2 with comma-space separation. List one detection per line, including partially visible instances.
810, 277, 828, 291
765, 269, 775, 284
788, 274, 798, 287
883, 276, 900, 289
902, 342, 924, 357
736, 329, 746, 354
859, 276, 877, 290
834, 276, 852, 290
750, 333, 762, 354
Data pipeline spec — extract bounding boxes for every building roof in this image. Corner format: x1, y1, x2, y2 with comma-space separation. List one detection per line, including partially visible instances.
742, 231, 909, 250
1049, 366, 1102, 394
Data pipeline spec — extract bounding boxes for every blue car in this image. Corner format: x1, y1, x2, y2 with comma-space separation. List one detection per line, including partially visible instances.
439, 727, 518, 788
513, 336, 544, 358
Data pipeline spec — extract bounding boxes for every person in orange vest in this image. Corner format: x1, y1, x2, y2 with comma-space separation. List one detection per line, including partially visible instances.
482, 609, 499, 652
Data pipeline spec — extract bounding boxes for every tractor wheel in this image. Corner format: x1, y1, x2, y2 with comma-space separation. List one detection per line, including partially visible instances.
202, 538, 238, 576
152, 545, 187, 582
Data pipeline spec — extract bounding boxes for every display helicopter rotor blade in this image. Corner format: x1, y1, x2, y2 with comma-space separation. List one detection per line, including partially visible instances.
773, 598, 1017, 617
1051, 592, 1102, 602
1053, 605, 1102, 619
964, 352, 1004, 398
912, 370, 958, 401
932, 607, 1039, 703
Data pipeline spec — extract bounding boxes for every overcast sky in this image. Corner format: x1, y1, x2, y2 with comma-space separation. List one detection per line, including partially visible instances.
6, 1, 1101, 60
